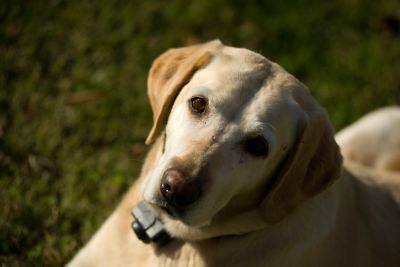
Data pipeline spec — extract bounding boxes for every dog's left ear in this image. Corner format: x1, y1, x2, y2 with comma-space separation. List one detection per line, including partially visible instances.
261, 86, 342, 223
145, 40, 223, 144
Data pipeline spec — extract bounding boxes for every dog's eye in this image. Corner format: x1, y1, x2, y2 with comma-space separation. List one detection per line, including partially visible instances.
189, 96, 207, 114
244, 136, 269, 157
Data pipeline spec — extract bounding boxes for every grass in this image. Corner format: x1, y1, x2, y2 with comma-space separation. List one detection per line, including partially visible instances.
1, 0, 399, 265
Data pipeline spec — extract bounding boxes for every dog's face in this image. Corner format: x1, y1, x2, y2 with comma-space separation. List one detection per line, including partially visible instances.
142, 40, 342, 240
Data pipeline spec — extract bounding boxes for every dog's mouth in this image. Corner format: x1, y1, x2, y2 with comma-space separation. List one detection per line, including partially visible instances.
146, 194, 215, 228
159, 202, 179, 217
147, 196, 186, 219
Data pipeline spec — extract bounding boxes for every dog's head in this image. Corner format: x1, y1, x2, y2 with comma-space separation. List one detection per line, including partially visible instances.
142, 40, 342, 240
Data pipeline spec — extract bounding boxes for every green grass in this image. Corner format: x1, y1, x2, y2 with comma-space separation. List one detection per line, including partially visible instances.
1, 0, 399, 265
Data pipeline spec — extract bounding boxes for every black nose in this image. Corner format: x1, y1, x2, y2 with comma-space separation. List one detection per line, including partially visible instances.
160, 169, 201, 208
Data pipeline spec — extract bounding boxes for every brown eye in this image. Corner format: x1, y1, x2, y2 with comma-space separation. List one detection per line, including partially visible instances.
189, 96, 207, 114
244, 136, 269, 157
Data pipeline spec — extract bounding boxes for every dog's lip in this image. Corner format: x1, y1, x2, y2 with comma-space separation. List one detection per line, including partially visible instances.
145, 197, 215, 228
145, 198, 182, 218
158, 202, 176, 217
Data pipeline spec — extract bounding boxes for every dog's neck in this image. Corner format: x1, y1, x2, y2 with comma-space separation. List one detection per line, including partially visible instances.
144, 178, 345, 267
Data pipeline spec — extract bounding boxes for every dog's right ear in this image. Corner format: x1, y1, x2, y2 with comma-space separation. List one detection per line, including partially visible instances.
260, 86, 342, 223
145, 40, 223, 144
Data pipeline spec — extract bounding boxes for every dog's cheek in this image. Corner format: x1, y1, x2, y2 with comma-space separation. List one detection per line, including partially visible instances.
204, 168, 242, 211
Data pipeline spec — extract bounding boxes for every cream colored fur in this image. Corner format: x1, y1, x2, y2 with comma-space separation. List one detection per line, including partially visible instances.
68, 41, 400, 267
336, 107, 400, 172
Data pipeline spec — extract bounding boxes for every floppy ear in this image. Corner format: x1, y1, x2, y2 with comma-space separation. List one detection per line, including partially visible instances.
145, 40, 223, 144
261, 87, 342, 223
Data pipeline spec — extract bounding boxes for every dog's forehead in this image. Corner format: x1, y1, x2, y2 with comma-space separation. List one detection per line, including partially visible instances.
186, 46, 300, 119
190, 46, 297, 97
210, 46, 272, 85
218, 46, 270, 69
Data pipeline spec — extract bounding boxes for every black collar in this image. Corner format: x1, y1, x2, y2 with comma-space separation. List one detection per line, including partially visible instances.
131, 201, 171, 246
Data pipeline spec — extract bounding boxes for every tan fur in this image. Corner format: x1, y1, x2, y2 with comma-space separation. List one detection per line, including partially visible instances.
68, 41, 400, 267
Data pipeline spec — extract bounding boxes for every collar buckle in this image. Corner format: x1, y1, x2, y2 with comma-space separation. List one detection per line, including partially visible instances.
131, 201, 171, 246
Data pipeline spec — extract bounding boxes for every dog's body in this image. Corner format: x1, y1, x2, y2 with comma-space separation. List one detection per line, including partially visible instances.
68, 41, 400, 267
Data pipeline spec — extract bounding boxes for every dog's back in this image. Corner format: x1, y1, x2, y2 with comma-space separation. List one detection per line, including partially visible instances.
336, 106, 400, 172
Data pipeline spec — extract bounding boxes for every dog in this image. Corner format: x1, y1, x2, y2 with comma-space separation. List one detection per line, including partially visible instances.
68, 40, 400, 267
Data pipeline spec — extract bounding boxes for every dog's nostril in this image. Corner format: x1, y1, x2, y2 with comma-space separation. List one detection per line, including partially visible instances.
161, 182, 172, 193
160, 181, 174, 200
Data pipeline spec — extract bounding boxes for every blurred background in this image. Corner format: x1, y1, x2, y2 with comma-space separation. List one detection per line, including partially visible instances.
1, 0, 399, 265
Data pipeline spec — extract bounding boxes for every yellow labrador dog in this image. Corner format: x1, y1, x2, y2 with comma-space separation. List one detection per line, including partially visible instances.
68, 40, 400, 267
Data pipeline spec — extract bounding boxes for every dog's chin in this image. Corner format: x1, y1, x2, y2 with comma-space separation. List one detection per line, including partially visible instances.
166, 209, 212, 227
146, 201, 216, 240
163, 219, 216, 241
